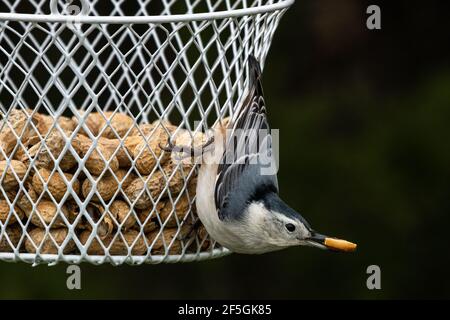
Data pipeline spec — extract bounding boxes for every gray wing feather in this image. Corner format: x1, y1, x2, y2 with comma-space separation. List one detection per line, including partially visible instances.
214, 56, 278, 221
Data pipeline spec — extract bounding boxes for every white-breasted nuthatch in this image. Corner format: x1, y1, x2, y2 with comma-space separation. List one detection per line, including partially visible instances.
165, 55, 356, 254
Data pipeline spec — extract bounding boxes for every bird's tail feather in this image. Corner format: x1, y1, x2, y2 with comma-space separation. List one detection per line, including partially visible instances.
228, 55, 265, 129
248, 55, 263, 98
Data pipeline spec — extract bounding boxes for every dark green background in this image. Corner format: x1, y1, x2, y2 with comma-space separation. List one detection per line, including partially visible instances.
1, 0, 449, 299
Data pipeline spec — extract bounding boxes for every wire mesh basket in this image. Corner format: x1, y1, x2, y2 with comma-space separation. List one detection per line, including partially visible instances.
0, 0, 293, 265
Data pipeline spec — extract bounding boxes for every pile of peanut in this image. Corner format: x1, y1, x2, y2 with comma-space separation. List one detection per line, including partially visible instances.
0, 108, 211, 256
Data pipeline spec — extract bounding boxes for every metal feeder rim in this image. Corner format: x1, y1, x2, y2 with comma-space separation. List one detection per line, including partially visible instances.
0, 0, 295, 24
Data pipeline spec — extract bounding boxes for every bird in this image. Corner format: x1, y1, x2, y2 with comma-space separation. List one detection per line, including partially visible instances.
164, 55, 356, 254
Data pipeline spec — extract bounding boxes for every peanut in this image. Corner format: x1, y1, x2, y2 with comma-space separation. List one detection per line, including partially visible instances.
132, 129, 170, 175
135, 210, 158, 233
19, 185, 76, 228
36, 114, 76, 136
152, 120, 177, 133
16, 185, 37, 213
164, 159, 197, 196
0, 199, 24, 225
30, 129, 76, 171
84, 203, 116, 239
123, 160, 194, 209
148, 226, 192, 255
124, 135, 144, 156
72, 134, 119, 175
0, 160, 28, 191
172, 129, 207, 166
0, 109, 215, 257
0, 225, 22, 252
32, 168, 80, 201
70, 133, 91, 153
72, 111, 105, 136
123, 175, 160, 210
101, 111, 134, 139
110, 200, 136, 230
195, 225, 213, 251
80, 229, 147, 255
123, 122, 170, 163
56, 116, 77, 132
82, 169, 135, 202
25, 228, 75, 254
0, 108, 40, 160
12, 143, 28, 162
98, 137, 131, 167
20, 143, 38, 169
154, 192, 193, 228
25, 201, 73, 229
72, 111, 134, 139
128, 123, 156, 137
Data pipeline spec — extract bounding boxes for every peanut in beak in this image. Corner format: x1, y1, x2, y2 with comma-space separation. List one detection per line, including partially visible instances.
324, 238, 357, 252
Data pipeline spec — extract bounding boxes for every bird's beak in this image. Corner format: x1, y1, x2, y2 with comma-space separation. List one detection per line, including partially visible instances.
306, 232, 357, 253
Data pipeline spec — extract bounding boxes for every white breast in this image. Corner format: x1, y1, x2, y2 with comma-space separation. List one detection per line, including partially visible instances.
195, 128, 225, 241
195, 128, 241, 250
196, 163, 252, 253
196, 161, 222, 237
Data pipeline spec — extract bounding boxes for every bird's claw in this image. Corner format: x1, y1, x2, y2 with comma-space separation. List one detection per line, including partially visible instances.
158, 139, 178, 153
159, 136, 215, 159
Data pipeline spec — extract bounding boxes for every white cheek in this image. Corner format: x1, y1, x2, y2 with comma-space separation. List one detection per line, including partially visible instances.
246, 202, 269, 226
244, 202, 278, 240
243, 203, 308, 248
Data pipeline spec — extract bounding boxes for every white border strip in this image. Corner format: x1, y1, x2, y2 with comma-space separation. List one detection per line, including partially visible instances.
0, 0, 294, 24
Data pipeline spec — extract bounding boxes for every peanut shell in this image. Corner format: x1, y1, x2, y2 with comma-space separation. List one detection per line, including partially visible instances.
79, 229, 147, 255
25, 228, 75, 254
72, 134, 119, 175
123, 176, 159, 210
36, 114, 76, 135
132, 129, 170, 175
123, 161, 194, 210
148, 226, 192, 255
12, 143, 28, 162
101, 111, 134, 139
32, 129, 76, 171
98, 137, 131, 168
25, 201, 73, 228
135, 210, 158, 233
164, 159, 197, 196
0, 160, 28, 191
0, 225, 22, 252
124, 135, 144, 156
16, 186, 37, 213
0, 108, 40, 160
32, 168, 80, 201
154, 193, 193, 228
82, 169, 135, 202
172, 129, 207, 166
151, 120, 177, 132
0, 199, 24, 225
72, 111, 105, 136
198, 225, 213, 251
110, 200, 136, 230
84, 203, 116, 239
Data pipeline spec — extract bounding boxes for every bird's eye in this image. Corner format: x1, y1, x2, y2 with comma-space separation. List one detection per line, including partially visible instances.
285, 223, 296, 232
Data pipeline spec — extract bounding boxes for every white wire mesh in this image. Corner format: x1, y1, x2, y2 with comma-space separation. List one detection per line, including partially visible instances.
0, 0, 292, 265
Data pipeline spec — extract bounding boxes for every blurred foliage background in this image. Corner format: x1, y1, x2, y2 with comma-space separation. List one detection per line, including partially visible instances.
1, 0, 449, 299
